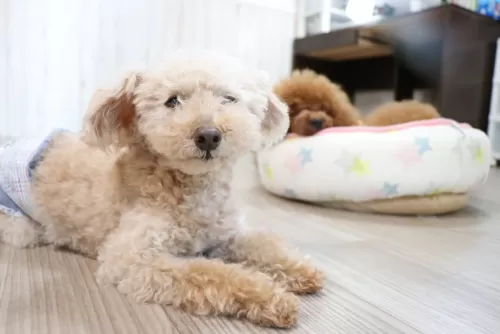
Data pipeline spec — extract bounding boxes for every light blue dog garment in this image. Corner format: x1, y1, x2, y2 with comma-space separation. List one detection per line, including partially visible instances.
0, 129, 66, 219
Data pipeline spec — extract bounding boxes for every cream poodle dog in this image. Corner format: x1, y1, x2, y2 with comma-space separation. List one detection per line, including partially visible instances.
0, 52, 324, 328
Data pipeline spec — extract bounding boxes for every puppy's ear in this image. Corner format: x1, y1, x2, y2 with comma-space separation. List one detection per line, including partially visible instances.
86, 73, 142, 148
261, 91, 290, 148
328, 87, 363, 126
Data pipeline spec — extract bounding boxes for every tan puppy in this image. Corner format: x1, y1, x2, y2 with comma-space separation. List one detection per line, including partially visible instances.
274, 69, 362, 136
0, 52, 323, 328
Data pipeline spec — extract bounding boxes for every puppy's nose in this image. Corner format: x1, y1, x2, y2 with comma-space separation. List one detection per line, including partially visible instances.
194, 127, 221, 151
310, 119, 324, 130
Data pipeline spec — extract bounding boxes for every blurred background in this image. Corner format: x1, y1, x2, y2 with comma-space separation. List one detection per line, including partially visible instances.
0, 0, 296, 137
1, 0, 498, 138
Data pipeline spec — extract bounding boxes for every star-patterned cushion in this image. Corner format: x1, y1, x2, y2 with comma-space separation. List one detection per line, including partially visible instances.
257, 118, 491, 211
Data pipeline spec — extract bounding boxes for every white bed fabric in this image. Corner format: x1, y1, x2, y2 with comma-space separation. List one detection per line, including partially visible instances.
257, 119, 491, 204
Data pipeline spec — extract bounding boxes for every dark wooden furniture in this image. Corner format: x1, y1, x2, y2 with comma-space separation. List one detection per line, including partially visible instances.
293, 4, 500, 131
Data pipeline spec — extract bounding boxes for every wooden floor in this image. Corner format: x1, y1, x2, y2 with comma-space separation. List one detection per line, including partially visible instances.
1, 155, 500, 334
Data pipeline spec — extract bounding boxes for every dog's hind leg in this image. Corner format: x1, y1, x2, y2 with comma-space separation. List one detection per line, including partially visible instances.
0, 213, 42, 248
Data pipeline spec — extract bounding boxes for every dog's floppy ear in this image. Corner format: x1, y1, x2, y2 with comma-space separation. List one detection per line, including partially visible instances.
85, 72, 142, 148
251, 69, 290, 148
260, 91, 290, 148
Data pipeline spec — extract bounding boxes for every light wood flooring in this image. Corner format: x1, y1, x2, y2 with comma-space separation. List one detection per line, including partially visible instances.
1, 156, 499, 334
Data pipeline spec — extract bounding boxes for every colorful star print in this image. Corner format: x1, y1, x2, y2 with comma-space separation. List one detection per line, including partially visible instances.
395, 144, 421, 167
334, 151, 371, 177
284, 155, 302, 174
425, 182, 443, 196
465, 142, 486, 164
264, 165, 274, 180
415, 136, 431, 155
350, 157, 370, 177
298, 147, 313, 167
334, 150, 357, 174
474, 146, 484, 163
382, 182, 399, 197
430, 188, 442, 196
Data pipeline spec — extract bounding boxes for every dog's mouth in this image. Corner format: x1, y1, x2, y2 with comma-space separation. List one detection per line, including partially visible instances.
202, 150, 213, 161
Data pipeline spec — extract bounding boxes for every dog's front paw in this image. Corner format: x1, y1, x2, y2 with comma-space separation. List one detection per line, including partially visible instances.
286, 265, 325, 295
250, 292, 300, 328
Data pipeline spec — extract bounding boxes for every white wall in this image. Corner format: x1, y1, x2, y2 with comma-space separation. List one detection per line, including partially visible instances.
0, 0, 296, 137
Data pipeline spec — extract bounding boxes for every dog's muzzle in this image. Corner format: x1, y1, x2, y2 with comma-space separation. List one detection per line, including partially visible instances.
194, 127, 221, 160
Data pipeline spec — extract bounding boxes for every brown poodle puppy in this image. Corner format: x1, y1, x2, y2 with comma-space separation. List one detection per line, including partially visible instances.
0, 52, 323, 328
274, 69, 362, 136
364, 100, 441, 126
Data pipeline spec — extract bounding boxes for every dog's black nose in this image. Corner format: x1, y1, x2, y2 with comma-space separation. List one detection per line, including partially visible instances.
310, 119, 324, 129
194, 127, 221, 151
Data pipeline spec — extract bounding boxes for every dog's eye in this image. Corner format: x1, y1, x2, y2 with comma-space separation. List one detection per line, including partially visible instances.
221, 95, 237, 104
165, 96, 181, 109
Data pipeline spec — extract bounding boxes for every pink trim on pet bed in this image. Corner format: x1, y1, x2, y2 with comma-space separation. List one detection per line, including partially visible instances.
285, 119, 470, 140
317, 118, 470, 135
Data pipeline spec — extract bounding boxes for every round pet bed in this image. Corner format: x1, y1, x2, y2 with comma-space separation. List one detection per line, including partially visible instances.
256, 118, 491, 215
